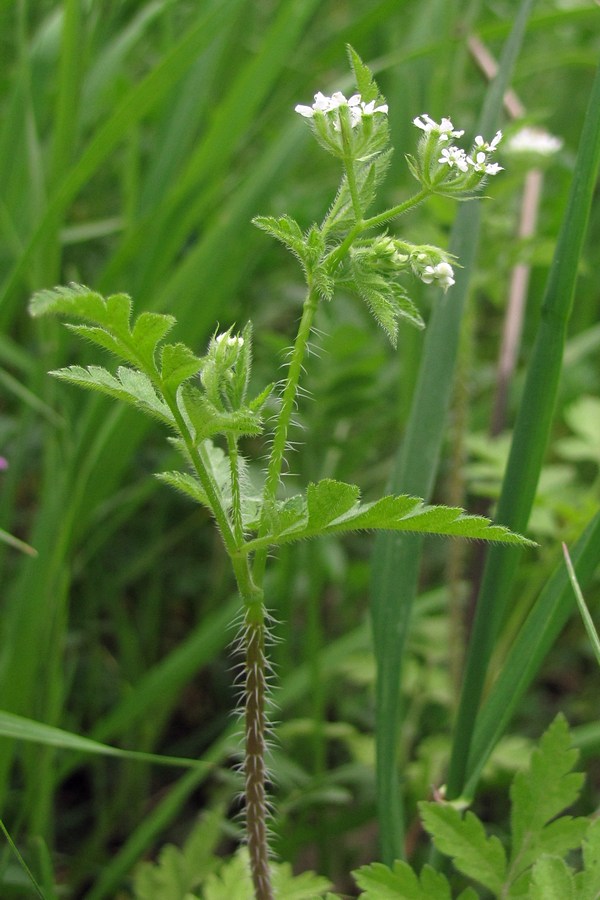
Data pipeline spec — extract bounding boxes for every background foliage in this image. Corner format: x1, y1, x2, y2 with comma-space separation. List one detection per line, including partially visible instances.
0, 0, 599, 896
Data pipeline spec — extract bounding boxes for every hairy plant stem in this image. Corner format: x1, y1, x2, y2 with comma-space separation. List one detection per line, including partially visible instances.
252, 284, 320, 584
243, 594, 273, 900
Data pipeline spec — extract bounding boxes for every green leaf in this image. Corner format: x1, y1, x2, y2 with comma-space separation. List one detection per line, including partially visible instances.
156, 471, 210, 509
50, 364, 174, 425
243, 479, 535, 552
252, 214, 307, 263
419, 802, 506, 894
529, 856, 575, 900
509, 715, 585, 877
202, 848, 331, 900
30, 282, 176, 373
353, 859, 452, 899
271, 860, 332, 898
0, 709, 202, 771
131, 311, 177, 370
133, 805, 224, 900
179, 384, 264, 440
307, 480, 360, 527
346, 45, 380, 105
161, 342, 204, 391
347, 262, 425, 345
576, 817, 600, 898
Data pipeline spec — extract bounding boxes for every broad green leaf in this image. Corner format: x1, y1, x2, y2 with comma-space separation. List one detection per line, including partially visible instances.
161, 342, 204, 391
419, 803, 506, 894
353, 859, 452, 899
49, 364, 174, 425
528, 856, 575, 900
509, 715, 584, 875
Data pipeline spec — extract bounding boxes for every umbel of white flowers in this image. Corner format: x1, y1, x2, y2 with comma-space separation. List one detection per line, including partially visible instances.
295, 90, 389, 129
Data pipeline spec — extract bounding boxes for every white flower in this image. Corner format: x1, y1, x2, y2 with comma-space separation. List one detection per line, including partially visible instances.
473, 130, 502, 153
505, 126, 563, 156
467, 150, 504, 175
414, 113, 464, 140
295, 91, 388, 129
439, 146, 469, 172
362, 99, 389, 116
421, 261, 455, 292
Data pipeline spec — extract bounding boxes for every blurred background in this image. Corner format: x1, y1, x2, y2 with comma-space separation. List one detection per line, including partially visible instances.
0, 1, 599, 896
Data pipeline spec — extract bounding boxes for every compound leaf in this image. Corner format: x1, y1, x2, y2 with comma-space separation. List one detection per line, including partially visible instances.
242, 479, 534, 552
30, 283, 176, 374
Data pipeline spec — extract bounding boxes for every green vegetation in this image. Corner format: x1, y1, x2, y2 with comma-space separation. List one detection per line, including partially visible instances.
0, 1, 599, 897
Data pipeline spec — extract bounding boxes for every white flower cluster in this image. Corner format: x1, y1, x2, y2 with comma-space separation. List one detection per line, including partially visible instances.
413, 113, 464, 141
505, 126, 563, 157
414, 113, 503, 177
295, 91, 388, 130
420, 261, 455, 292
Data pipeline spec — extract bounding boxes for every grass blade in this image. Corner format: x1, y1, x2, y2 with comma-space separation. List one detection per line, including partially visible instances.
370, 0, 535, 862
446, 52, 600, 799
563, 541, 600, 668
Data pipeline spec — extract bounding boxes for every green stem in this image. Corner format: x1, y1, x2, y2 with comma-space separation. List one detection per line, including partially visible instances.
163, 391, 238, 556
253, 285, 320, 584
228, 434, 244, 547
339, 107, 363, 220
324, 188, 430, 272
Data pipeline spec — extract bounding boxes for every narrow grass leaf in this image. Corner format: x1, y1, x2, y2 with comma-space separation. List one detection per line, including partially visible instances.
563, 542, 600, 668
369, 0, 535, 861
0, 710, 205, 770
0, 817, 46, 900
447, 52, 600, 799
